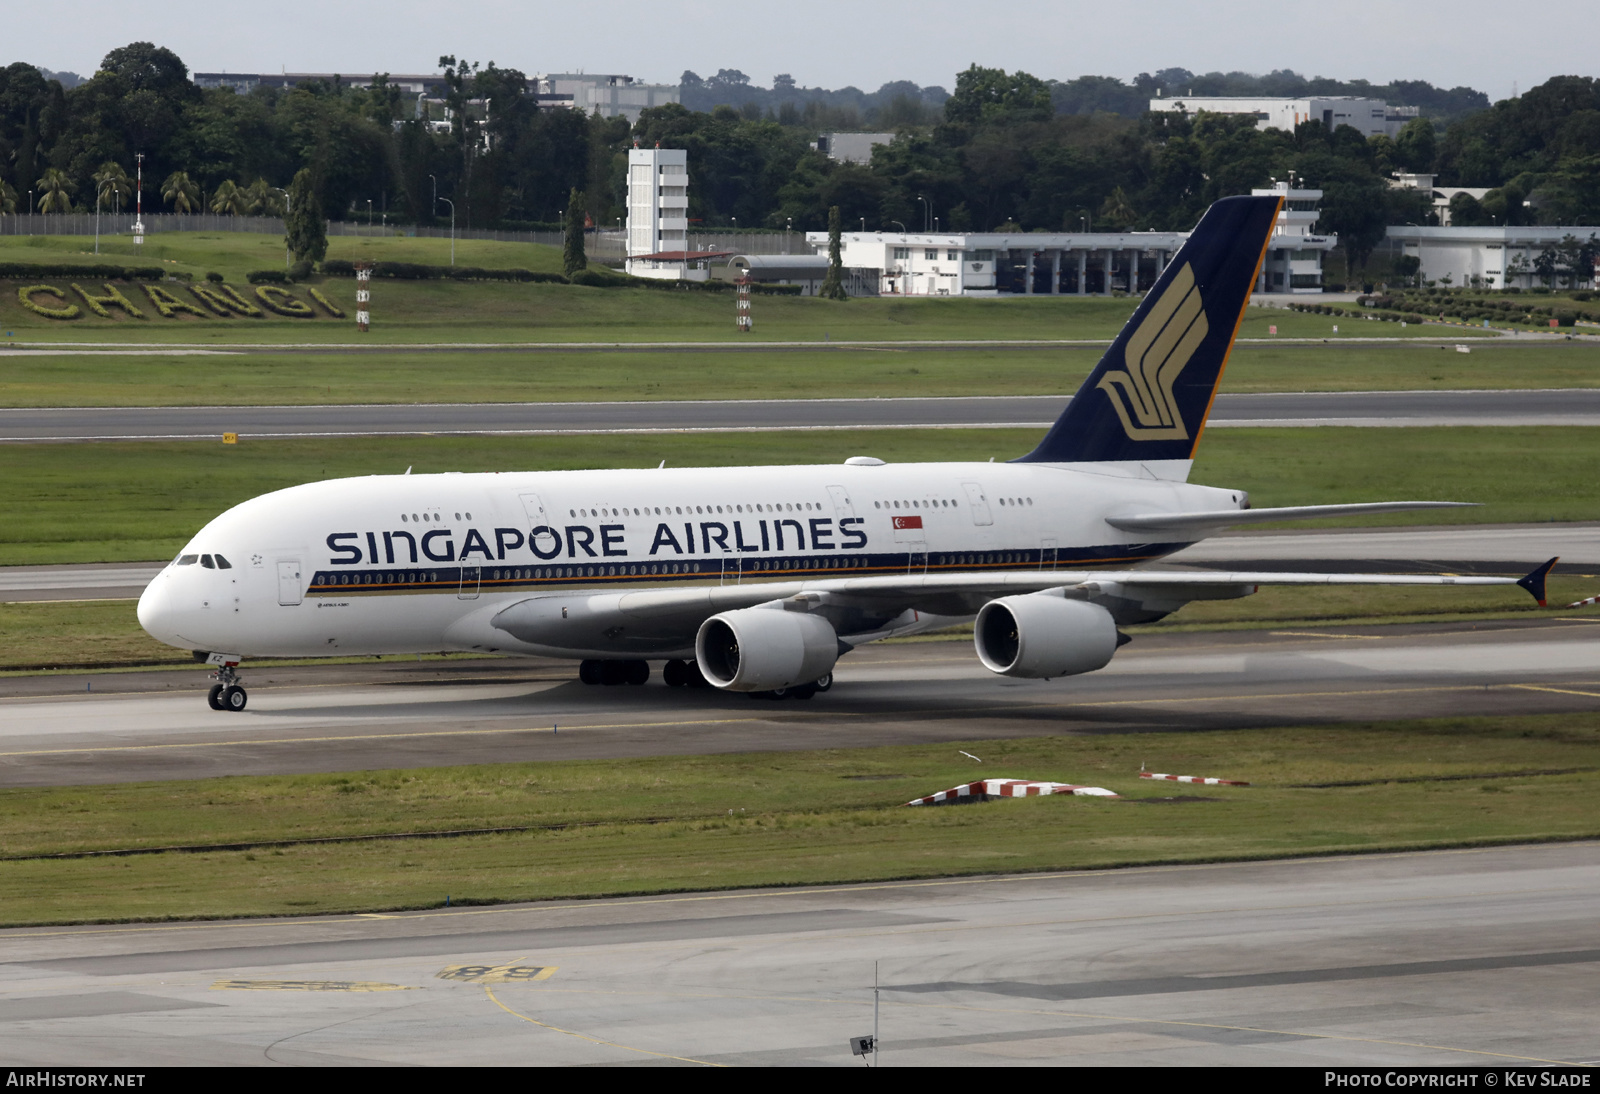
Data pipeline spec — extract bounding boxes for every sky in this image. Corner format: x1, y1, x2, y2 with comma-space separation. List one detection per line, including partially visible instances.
12, 0, 1595, 103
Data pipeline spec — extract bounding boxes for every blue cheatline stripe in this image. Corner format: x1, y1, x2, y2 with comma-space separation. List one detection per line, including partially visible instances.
305, 543, 1189, 597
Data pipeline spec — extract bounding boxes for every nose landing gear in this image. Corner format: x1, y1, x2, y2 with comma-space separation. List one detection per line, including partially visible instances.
204, 655, 248, 712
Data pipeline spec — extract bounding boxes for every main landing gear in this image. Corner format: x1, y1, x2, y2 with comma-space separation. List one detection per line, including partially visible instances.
206, 662, 248, 712
747, 670, 833, 702
578, 660, 834, 700
578, 659, 650, 686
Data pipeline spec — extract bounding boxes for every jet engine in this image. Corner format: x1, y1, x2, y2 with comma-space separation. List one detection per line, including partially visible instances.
695, 607, 839, 692
974, 594, 1120, 679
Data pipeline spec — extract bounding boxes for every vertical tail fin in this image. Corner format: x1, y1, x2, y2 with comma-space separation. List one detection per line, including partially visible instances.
1016, 195, 1282, 465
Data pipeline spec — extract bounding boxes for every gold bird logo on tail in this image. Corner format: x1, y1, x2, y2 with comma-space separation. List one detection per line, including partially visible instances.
1096, 262, 1209, 441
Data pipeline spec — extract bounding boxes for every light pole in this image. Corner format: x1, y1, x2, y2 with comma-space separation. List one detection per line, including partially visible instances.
133, 152, 144, 245
367, 199, 373, 227
94, 190, 101, 254
428, 174, 437, 228
916, 195, 928, 233
439, 197, 455, 265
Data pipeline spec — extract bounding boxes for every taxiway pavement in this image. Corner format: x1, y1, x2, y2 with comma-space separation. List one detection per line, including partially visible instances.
4, 389, 1600, 442
1, 843, 1594, 1065
4, 620, 1599, 787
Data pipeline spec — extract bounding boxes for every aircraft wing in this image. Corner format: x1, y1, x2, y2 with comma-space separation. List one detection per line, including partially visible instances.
1105, 501, 1475, 538
488, 558, 1558, 652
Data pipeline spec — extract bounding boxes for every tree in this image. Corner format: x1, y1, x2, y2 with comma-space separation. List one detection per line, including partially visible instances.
161, 170, 199, 213
0, 179, 16, 215
943, 65, 1051, 126
820, 205, 847, 300
284, 167, 326, 263
35, 167, 74, 213
244, 178, 285, 216
1098, 186, 1136, 229
562, 187, 586, 276
210, 179, 248, 215
93, 162, 133, 212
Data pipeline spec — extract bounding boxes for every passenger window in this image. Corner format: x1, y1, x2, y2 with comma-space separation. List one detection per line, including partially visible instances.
214, 554, 232, 569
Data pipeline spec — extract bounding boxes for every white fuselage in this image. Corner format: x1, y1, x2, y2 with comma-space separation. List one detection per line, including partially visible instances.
137, 460, 1240, 660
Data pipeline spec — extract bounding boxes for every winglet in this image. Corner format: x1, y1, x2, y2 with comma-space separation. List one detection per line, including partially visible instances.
1517, 557, 1559, 607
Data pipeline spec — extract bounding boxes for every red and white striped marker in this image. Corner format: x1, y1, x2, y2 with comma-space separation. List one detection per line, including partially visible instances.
1564, 595, 1600, 610
907, 779, 1118, 806
1139, 772, 1250, 787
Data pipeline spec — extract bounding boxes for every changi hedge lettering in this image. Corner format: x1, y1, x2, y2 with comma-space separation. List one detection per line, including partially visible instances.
11, 281, 344, 320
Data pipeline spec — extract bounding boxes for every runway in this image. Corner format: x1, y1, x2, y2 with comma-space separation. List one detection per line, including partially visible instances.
0, 842, 1594, 1065
3, 389, 1599, 441
4, 618, 1599, 787
7, 523, 1593, 602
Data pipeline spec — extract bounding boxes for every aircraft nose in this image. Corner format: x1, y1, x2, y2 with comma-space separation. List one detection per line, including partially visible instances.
137, 572, 185, 649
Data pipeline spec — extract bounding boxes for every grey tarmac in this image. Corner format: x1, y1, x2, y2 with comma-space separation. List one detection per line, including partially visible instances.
3, 619, 1599, 787
4, 388, 1600, 442
0, 842, 1594, 1065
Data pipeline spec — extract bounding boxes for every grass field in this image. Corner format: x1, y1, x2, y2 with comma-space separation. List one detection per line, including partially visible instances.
1, 713, 1595, 925
0, 426, 1593, 567
1, 340, 1596, 408
0, 231, 1512, 345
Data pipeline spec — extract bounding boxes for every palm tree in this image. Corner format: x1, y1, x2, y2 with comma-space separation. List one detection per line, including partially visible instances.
93, 162, 133, 214
0, 179, 16, 216
244, 178, 285, 216
1098, 186, 1137, 230
36, 168, 76, 214
161, 170, 200, 214
210, 179, 249, 216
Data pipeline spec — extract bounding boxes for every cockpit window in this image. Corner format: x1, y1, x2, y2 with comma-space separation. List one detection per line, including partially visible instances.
214, 554, 232, 569
200, 554, 216, 569
176, 554, 199, 566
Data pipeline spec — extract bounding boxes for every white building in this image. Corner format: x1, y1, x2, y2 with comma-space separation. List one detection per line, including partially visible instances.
1384, 225, 1600, 290
1149, 95, 1419, 138
1388, 173, 1495, 227
801, 231, 1190, 296
1251, 181, 1337, 292
813, 133, 896, 165
625, 145, 697, 280
538, 74, 679, 122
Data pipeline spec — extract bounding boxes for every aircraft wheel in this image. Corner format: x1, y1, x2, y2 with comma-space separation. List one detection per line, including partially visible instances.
578, 660, 600, 685
813, 672, 833, 692
207, 684, 225, 710
222, 685, 248, 712
685, 661, 711, 688
663, 659, 687, 687
791, 683, 817, 700
624, 660, 650, 686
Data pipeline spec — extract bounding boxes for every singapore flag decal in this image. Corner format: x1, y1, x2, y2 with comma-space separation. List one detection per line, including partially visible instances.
892, 515, 923, 530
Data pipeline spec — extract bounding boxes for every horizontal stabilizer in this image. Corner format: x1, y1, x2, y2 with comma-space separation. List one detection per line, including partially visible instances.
1106, 501, 1476, 537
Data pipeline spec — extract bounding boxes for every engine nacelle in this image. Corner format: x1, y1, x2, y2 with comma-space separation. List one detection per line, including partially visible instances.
695, 607, 839, 692
974, 595, 1119, 679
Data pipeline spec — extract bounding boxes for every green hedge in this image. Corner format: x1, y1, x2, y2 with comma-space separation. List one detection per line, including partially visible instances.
0, 262, 166, 280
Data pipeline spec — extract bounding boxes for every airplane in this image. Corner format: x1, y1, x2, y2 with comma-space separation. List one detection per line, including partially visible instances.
137, 194, 1556, 712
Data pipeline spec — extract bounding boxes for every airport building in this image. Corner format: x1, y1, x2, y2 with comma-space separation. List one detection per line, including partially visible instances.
1252, 180, 1337, 292
1383, 225, 1600, 290
625, 145, 728, 281
801, 230, 1190, 296
536, 74, 679, 122
1148, 94, 1420, 138
812, 133, 896, 165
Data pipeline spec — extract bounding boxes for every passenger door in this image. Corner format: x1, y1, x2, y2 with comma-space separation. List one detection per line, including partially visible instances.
962, 482, 993, 526
458, 566, 481, 600
520, 492, 560, 559
276, 560, 302, 606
